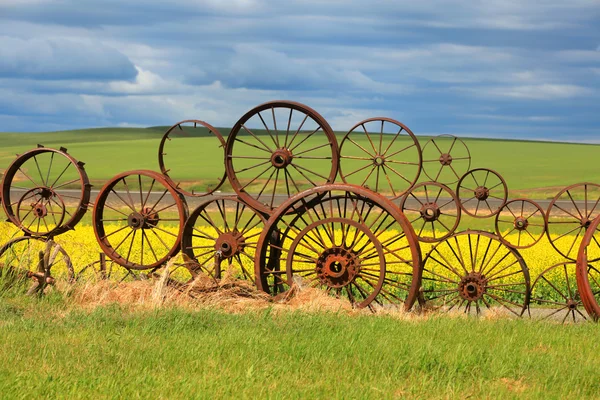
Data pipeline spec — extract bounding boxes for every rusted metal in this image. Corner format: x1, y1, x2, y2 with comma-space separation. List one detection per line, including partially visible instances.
158, 120, 227, 197
398, 181, 461, 242
225, 100, 339, 215
92, 170, 188, 270
495, 199, 546, 249
254, 184, 422, 310
338, 118, 422, 199
418, 230, 530, 316
576, 215, 600, 321
421, 135, 471, 185
1, 146, 91, 236
456, 168, 508, 218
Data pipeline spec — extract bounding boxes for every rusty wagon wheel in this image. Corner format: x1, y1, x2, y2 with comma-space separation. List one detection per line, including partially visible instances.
1, 146, 91, 236
422, 135, 471, 185
254, 184, 422, 310
0, 236, 73, 295
495, 199, 546, 249
546, 183, 600, 261
338, 118, 422, 199
529, 262, 587, 323
576, 215, 600, 321
398, 181, 461, 242
225, 100, 339, 215
93, 170, 188, 271
456, 168, 508, 218
158, 120, 227, 197
181, 196, 266, 282
419, 230, 530, 317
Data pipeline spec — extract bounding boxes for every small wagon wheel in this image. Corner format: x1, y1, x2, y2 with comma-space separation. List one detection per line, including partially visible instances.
158, 120, 227, 197
576, 215, 600, 321
398, 181, 461, 242
255, 184, 422, 310
338, 118, 422, 199
182, 196, 266, 282
93, 170, 188, 270
0, 236, 73, 295
422, 135, 471, 185
495, 199, 545, 249
529, 262, 587, 323
419, 230, 530, 317
1, 146, 91, 236
456, 168, 508, 218
225, 100, 339, 215
546, 183, 600, 261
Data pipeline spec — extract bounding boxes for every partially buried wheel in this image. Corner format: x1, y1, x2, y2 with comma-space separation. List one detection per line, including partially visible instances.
495, 199, 545, 249
225, 101, 339, 215
1, 146, 91, 236
576, 215, 600, 321
419, 230, 530, 317
93, 170, 188, 270
421, 135, 471, 185
254, 184, 422, 310
338, 118, 422, 199
456, 168, 508, 218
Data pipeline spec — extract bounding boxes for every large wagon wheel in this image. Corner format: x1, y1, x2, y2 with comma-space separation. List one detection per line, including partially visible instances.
255, 184, 422, 310
419, 230, 530, 317
225, 101, 339, 215
529, 262, 587, 323
1, 146, 91, 236
338, 118, 422, 199
0, 236, 73, 295
495, 199, 545, 249
93, 170, 188, 270
182, 197, 266, 282
546, 183, 600, 261
398, 181, 461, 242
456, 168, 508, 218
576, 215, 600, 321
158, 120, 227, 197
422, 135, 471, 185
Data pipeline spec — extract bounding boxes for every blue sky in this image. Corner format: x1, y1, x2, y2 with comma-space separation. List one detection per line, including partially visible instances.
0, 0, 598, 142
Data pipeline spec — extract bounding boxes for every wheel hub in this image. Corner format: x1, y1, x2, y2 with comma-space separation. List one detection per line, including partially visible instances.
215, 231, 246, 258
271, 148, 294, 169
420, 203, 441, 222
514, 216, 529, 231
128, 208, 160, 230
567, 299, 578, 310
474, 186, 490, 201
581, 218, 592, 230
439, 153, 453, 166
458, 273, 487, 301
373, 154, 386, 167
31, 203, 48, 218
316, 247, 360, 288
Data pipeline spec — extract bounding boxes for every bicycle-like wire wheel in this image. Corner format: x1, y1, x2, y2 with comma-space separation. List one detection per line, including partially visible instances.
93, 170, 188, 270
456, 168, 508, 218
338, 118, 422, 199
254, 184, 422, 310
158, 120, 227, 197
546, 183, 600, 261
419, 230, 530, 317
398, 181, 461, 242
225, 101, 339, 215
1, 146, 91, 236
182, 197, 266, 282
495, 199, 545, 249
421, 135, 471, 185
576, 215, 600, 321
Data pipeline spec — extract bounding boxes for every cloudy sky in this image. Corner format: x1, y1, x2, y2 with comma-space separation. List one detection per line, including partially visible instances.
0, 0, 598, 142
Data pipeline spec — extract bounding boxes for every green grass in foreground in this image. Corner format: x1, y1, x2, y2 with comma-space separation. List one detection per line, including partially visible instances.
0, 296, 599, 399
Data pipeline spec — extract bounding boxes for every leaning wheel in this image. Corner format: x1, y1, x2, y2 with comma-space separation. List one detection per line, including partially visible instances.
546, 183, 600, 261
158, 120, 227, 197
338, 118, 422, 199
0, 236, 73, 294
225, 101, 339, 215
456, 168, 508, 218
495, 199, 545, 249
422, 135, 471, 185
182, 197, 266, 282
419, 230, 530, 317
255, 184, 422, 310
398, 181, 461, 242
529, 262, 587, 323
576, 215, 600, 321
1, 146, 91, 236
93, 170, 188, 270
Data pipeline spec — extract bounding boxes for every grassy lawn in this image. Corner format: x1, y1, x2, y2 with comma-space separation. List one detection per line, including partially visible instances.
0, 294, 598, 399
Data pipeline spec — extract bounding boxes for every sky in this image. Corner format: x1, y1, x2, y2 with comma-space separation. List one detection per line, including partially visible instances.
0, 0, 599, 142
